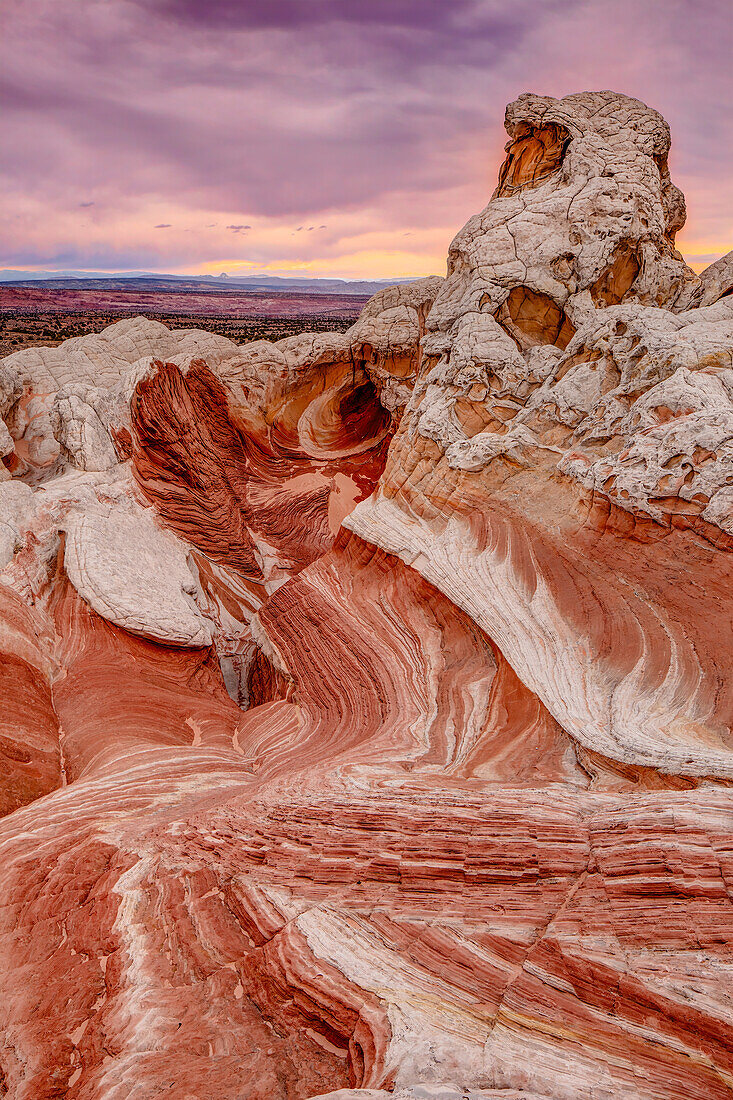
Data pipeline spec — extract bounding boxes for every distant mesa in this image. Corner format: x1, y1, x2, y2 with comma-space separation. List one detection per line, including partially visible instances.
0, 270, 419, 296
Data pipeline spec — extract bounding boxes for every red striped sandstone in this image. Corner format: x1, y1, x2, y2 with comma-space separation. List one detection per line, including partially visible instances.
0, 91, 731, 1099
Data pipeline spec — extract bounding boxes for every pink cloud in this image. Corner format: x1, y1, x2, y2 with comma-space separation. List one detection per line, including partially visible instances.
0, 0, 730, 276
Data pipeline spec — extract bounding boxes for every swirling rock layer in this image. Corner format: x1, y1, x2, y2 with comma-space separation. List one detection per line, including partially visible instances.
0, 91, 731, 1099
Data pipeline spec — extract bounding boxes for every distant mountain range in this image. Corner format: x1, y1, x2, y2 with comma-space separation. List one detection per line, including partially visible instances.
0, 271, 418, 296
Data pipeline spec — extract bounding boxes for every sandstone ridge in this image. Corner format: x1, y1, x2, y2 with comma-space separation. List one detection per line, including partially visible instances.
0, 91, 731, 1100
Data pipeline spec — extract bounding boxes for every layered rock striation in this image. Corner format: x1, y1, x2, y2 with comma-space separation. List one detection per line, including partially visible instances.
0, 91, 731, 1100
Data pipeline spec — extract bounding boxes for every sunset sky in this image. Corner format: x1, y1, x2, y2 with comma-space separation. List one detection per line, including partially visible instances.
1, 0, 731, 280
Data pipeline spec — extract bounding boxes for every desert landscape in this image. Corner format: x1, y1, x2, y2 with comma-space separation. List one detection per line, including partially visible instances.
0, 285, 366, 357
0, 84, 732, 1100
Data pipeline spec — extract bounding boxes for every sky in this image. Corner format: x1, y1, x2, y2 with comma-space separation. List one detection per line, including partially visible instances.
1, 0, 731, 280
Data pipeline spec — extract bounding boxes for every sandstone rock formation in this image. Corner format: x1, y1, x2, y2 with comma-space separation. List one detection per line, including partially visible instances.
0, 91, 732, 1100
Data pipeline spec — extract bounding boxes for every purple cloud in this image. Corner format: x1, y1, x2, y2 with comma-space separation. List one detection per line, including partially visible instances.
0, 0, 730, 275
133, 0, 508, 37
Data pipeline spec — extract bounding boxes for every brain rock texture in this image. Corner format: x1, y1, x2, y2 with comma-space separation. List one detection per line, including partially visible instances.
0, 91, 732, 1100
